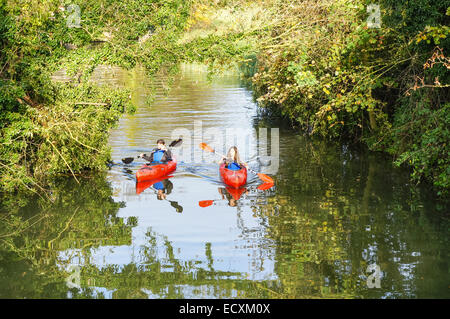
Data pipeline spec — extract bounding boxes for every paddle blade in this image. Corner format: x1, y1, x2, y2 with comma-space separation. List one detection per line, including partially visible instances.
257, 173, 274, 184
199, 200, 214, 207
199, 142, 215, 153
169, 138, 183, 147
122, 157, 134, 164
170, 201, 183, 213
257, 182, 274, 191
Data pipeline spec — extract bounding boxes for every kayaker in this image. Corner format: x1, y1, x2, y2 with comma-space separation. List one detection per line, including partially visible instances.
140, 139, 173, 164
218, 146, 248, 170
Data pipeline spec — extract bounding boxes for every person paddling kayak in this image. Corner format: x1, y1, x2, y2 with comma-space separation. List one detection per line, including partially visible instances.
140, 139, 173, 164
218, 146, 248, 170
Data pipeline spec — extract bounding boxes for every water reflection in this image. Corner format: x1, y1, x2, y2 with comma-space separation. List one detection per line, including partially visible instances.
136, 177, 183, 213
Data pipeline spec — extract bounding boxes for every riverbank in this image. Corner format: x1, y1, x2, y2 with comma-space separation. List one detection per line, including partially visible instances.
179, 0, 450, 197
0, 0, 190, 195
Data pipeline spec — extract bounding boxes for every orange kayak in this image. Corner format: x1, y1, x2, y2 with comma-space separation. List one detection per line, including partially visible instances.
219, 163, 247, 188
136, 157, 177, 183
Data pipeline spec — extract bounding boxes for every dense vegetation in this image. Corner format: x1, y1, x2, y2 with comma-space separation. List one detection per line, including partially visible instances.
0, 0, 190, 194
0, 0, 448, 298
1, 0, 449, 196
180, 0, 449, 196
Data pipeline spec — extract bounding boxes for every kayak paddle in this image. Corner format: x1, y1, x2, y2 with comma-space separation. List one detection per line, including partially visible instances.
257, 182, 274, 190
136, 176, 183, 213
199, 183, 272, 208
247, 168, 273, 183
122, 157, 135, 164
122, 138, 183, 164
199, 200, 215, 207
199, 142, 274, 184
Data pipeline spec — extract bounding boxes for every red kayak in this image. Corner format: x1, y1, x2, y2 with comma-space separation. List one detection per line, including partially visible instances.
135, 175, 173, 195
136, 157, 177, 183
225, 186, 247, 200
219, 163, 247, 188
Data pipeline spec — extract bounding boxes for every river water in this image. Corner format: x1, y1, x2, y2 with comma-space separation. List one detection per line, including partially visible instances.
0, 64, 448, 298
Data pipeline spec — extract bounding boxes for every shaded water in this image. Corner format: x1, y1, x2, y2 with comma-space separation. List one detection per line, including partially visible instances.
0, 64, 449, 298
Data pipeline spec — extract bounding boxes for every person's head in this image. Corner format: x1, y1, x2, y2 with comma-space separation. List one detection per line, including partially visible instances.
226, 146, 241, 163
228, 198, 237, 207
157, 189, 166, 200
156, 139, 165, 150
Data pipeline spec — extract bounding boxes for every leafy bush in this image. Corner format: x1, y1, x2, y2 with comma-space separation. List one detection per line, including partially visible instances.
181, 0, 449, 195
0, 0, 191, 194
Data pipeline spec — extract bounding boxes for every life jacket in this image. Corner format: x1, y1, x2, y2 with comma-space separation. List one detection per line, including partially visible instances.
152, 149, 165, 163
227, 162, 241, 171
153, 181, 164, 190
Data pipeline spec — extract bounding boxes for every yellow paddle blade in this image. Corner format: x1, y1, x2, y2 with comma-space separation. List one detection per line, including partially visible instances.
199, 142, 215, 153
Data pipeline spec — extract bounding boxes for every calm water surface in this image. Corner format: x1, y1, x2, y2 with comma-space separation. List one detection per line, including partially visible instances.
0, 64, 448, 298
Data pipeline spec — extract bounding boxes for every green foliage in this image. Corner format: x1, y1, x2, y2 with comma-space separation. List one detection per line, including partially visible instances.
379, 0, 449, 38
181, 0, 449, 195
0, 84, 134, 192
0, 0, 192, 194
0, 173, 132, 298
375, 100, 450, 196
1, 0, 448, 197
